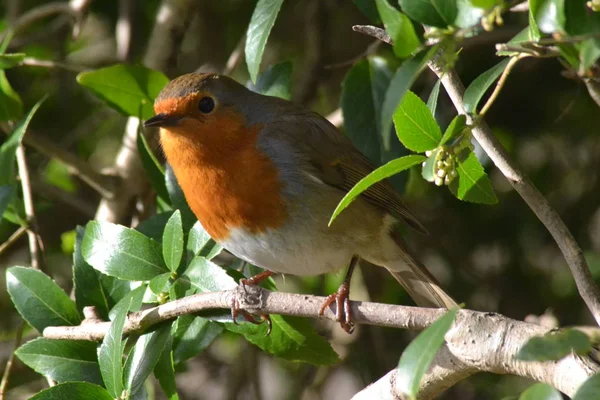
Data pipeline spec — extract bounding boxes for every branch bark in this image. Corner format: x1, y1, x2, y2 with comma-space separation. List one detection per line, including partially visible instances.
42, 287, 599, 398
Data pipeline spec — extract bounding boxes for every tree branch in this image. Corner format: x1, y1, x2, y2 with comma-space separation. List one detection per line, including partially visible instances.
42, 287, 599, 397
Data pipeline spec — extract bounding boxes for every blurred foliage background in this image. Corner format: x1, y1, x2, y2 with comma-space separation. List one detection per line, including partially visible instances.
1, 0, 600, 399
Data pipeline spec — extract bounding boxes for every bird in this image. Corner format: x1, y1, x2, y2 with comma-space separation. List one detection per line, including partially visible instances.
144, 73, 457, 333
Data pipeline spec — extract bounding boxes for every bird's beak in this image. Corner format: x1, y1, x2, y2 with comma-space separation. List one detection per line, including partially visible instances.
143, 113, 180, 128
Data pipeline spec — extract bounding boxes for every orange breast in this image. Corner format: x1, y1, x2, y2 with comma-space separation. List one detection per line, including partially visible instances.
159, 113, 288, 241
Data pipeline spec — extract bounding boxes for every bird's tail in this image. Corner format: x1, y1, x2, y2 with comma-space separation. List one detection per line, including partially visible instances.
385, 234, 457, 309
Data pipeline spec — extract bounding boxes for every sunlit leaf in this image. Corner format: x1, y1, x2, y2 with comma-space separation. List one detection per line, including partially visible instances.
518, 383, 562, 400
449, 150, 498, 204
375, 0, 420, 58
393, 90, 442, 152
29, 382, 113, 400
245, 0, 284, 83
516, 329, 592, 361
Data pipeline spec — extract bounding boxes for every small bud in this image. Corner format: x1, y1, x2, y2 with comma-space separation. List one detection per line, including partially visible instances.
444, 175, 451, 185
435, 177, 444, 186
437, 160, 444, 168
450, 169, 458, 178
437, 169, 446, 178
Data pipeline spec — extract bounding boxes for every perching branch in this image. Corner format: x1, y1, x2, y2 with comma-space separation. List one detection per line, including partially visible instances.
42, 286, 599, 398
353, 24, 600, 326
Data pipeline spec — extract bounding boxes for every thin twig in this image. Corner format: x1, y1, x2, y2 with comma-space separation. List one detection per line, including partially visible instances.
0, 226, 27, 256
0, 321, 25, 400
479, 55, 523, 117
21, 57, 90, 72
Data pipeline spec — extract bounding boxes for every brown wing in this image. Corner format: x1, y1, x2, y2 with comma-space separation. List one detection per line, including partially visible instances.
263, 104, 427, 235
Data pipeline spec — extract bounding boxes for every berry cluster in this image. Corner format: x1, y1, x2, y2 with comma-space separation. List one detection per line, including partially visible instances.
425, 138, 474, 186
481, 6, 504, 32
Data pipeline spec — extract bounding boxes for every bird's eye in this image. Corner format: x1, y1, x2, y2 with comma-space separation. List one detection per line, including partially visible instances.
198, 96, 215, 114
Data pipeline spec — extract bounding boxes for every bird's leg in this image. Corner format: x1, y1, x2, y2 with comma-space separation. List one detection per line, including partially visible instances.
319, 256, 359, 334
231, 269, 274, 335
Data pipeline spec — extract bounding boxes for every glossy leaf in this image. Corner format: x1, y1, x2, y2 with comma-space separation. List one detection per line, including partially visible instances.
253, 61, 292, 100
529, 0, 565, 34
149, 273, 171, 296
82, 221, 168, 281
108, 285, 145, 321
431, 0, 458, 25
393, 90, 442, 152
124, 323, 172, 397
573, 374, 600, 400
449, 150, 498, 204
0, 70, 22, 121
136, 211, 174, 242
245, 0, 284, 83
29, 382, 113, 400
6, 266, 81, 333
381, 47, 436, 144
163, 210, 184, 272
225, 315, 339, 365
396, 309, 458, 399
516, 329, 592, 361
136, 124, 169, 203
99, 297, 133, 398
15, 338, 102, 384
77, 64, 168, 120
353, 0, 382, 23
0, 53, 25, 69
440, 115, 467, 146
518, 383, 562, 400
463, 58, 510, 114
376, 0, 419, 58
454, 0, 485, 28
399, 0, 447, 27
426, 79, 442, 116
154, 335, 179, 400
187, 221, 222, 261
183, 256, 238, 293
330, 155, 426, 224
172, 315, 223, 364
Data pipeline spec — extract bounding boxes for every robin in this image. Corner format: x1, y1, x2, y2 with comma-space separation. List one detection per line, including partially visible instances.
144, 73, 457, 333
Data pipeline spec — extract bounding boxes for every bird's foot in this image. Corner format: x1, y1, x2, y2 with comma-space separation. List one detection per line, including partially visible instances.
231, 270, 274, 335
319, 280, 354, 334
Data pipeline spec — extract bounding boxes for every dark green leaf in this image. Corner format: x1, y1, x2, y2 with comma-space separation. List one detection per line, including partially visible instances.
73, 226, 109, 319
225, 315, 339, 365
0, 53, 25, 69
108, 285, 146, 321
6, 266, 81, 333
353, 0, 382, 23
124, 323, 172, 397
99, 296, 133, 398
163, 210, 184, 272
454, 0, 485, 28
253, 61, 293, 100
136, 125, 169, 203
399, 0, 447, 27
463, 58, 510, 114
15, 338, 102, 384
573, 373, 600, 400
187, 221, 222, 261
149, 273, 171, 296
529, 0, 565, 34
165, 164, 197, 231
396, 309, 458, 398
518, 383, 562, 400
29, 382, 113, 400
0, 70, 22, 121
184, 257, 238, 293
528, 6, 542, 41
381, 47, 436, 144
421, 148, 441, 182
393, 90, 442, 152
136, 211, 174, 243
440, 115, 467, 146
470, 0, 498, 8
376, 0, 420, 58
431, 0, 458, 25
172, 315, 223, 364
154, 335, 179, 400
449, 150, 498, 204
82, 221, 167, 281
426, 79, 442, 116
245, 0, 284, 83
77, 64, 168, 120
330, 155, 426, 224
0, 184, 14, 219
516, 329, 592, 361
580, 39, 600, 71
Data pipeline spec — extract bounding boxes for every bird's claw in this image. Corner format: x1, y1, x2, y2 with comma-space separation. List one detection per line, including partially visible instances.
319, 281, 354, 334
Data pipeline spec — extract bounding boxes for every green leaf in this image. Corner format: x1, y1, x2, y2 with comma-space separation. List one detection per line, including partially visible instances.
0, 184, 14, 219
393, 90, 442, 152
172, 315, 223, 364
0, 53, 25, 69
187, 221, 223, 261
329, 155, 426, 224
440, 115, 467, 146
376, 0, 420, 58
381, 47, 436, 145
154, 335, 179, 400
165, 164, 197, 231
245, 0, 284, 83
454, 0, 485, 28
518, 383, 562, 400
463, 58, 510, 114
426, 79, 441, 116
528, 5, 542, 41
399, 0, 447, 27
183, 257, 238, 293
73, 226, 110, 319
149, 273, 171, 296
421, 148, 442, 182
353, 0, 382, 23
449, 150, 498, 204
15, 338, 102, 384
470, 0, 498, 8
29, 382, 113, 400
516, 329, 592, 361
136, 211, 174, 242
99, 296, 133, 398
0, 98, 44, 185
225, 315, 339, 365
136, 124, 169, 203
163, 210, 184, 272
253, 61, 292, 100
529, 0, 565, 34
6, 266, 81, 333
580, 39, 600, 71
396, 309, 458, 399
124, 323, 172, 397
82, 221, 168, 281
573, 374, 600, 400
496, 28, 533, 57
77, 64, 168, 120
108, 284, 145, 321
0, 70, 22, 121
431, 0, 458, 25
